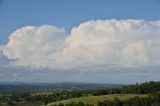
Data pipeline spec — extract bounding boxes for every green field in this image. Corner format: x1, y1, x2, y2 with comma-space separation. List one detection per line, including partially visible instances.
47, 94, 148, 106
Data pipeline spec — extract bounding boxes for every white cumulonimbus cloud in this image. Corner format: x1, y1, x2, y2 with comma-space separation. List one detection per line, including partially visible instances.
2, 19, 160, 69
3, 25, 67, 68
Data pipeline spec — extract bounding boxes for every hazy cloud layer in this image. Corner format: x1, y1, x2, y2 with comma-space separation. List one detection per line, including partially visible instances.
0, 65, 160, 83
0, 51, 9, 65
1, 19, 160, 69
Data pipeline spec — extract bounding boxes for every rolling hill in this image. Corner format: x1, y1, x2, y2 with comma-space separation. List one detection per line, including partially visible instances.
47, 94, 148, 106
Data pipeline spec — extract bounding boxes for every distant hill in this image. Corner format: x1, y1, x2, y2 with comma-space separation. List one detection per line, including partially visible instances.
0, 82, 124, 95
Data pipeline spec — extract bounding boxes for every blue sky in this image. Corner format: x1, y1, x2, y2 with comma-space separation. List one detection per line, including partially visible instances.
0, 0, 160, 83
0, 0, 160, 44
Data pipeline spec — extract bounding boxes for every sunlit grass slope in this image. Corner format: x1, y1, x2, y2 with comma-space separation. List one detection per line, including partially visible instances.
48, 94, 148, 106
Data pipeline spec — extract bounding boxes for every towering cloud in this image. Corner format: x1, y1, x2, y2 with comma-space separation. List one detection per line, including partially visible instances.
2, 19, 160, 69
3, 25, 67, 68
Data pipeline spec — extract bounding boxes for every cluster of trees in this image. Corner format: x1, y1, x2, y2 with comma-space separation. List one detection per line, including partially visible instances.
121, 81, 160, 94
82, 81, 160, 96
98, 94, 160, 106
0, 91, 82, 106
0, 81, 160, 106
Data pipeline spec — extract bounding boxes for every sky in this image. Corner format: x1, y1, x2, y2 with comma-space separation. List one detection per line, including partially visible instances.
0, 0, 160, 83
1, 0, 160, 44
